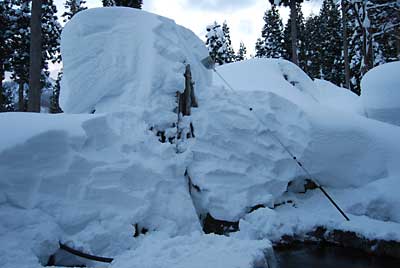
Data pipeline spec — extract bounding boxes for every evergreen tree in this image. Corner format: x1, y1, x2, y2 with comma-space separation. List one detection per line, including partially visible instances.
303, 15, 321, 79
260, 5, 284, 58
367, 0, 399, 64
318, 0, 344, 86
102, 0, 115, 6
270, 0, 310, 65
222, 21, 235, 63
0, 0, 14, 111
11, 0, 31, 111
1, 82, 15, 112
106, 0, 142, 8
11, 0, 61, 111
205, 22, 226, 65
235, 42, 247, 61
255, 38, 266, 58
50, 71, 63, 113
282, 2, 306, 68
62, 0, 87, 22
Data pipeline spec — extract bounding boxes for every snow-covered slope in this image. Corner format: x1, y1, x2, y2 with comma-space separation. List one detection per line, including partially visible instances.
361, 61, 400, 126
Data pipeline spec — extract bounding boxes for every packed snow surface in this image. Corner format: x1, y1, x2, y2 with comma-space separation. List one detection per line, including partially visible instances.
1, 8, 400, 268
361, 61, 400, 126
313, 79, 364, 115
112, 232, 273, 268
60, 7, 211, 119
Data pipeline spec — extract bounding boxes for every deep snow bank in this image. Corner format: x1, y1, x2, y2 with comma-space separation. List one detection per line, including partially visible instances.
0, 8, 216, 268
60, 7, 211, 120
361, 61, 400, 126
189, 59, 316, 221
191, 58, 400, 237
0, 112, 200, 268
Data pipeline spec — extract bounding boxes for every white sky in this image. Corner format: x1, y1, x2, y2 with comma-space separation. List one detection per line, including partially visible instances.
54, 0, 323, 55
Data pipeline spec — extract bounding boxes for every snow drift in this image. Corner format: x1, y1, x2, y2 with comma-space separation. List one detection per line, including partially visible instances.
190, 58, 400, 228
361, 61, 400, 126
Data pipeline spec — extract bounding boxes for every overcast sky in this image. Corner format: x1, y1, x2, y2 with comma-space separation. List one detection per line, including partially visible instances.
54, 0, 323, 56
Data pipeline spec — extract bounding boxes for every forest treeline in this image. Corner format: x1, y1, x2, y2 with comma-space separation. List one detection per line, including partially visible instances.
0, 0, 399, 113
205, 0, 399, 95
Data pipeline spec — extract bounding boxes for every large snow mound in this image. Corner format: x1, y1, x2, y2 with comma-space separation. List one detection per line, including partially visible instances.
361, 61, 400, 126
189, 59, 315, 221
0, 112, 200, 268
60, 7, 211, 120
189, 58, 400, 229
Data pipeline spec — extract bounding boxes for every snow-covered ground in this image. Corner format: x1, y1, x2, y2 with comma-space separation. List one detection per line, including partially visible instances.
1, 7, 399, 268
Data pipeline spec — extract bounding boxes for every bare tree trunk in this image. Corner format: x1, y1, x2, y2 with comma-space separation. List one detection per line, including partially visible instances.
290, 0, 299, 66
28, 0, 42, 112
18, 81, 24, 111
342, 1, 351, 89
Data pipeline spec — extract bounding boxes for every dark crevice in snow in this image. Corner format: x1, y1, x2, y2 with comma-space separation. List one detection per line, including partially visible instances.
248, 204, 266, 214
202, 213, 239, 235
185, 170, 203, 224
133, 223, 149, 237
273, 200, 295, 209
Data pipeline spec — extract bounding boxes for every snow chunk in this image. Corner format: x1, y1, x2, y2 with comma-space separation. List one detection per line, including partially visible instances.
213, 58, 319, 107
60, 7, 211, 119
361, 61, 400, 126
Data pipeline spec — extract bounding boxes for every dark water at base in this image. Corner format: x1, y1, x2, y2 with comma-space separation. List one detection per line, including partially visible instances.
274, 244, 400, 268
